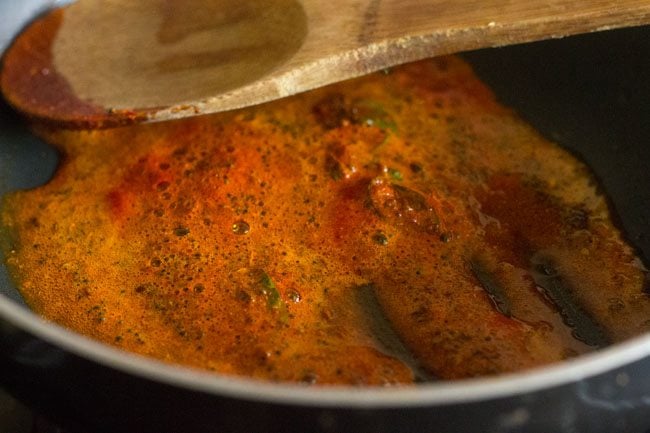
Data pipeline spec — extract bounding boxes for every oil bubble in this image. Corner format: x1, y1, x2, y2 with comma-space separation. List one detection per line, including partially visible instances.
372, 232, 388, 246
287, 289, 302, 303
232, 220, 250, 235
174, 226, 190, 236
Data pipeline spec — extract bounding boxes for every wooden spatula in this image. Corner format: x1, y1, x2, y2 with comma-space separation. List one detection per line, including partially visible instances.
2, 0, 650, 127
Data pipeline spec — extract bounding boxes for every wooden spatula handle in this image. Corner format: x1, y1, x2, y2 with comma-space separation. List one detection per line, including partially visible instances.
2, 0, 650, 127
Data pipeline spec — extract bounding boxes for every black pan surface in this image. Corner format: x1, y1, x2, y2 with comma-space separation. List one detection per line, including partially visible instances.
465, 26, 650, 262
1, 8, 650, 433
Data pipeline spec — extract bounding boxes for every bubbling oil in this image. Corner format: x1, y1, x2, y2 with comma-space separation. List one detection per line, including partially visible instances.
2, 56, 649, 385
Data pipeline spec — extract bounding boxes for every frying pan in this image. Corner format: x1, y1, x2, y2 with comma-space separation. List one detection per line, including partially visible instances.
1, 2, 650, 432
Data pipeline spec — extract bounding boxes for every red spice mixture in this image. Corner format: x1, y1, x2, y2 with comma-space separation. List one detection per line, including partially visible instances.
2, 57, 649, 385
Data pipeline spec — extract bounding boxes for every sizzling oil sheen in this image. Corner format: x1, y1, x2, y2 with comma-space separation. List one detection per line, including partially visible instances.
2, 56, 649, 385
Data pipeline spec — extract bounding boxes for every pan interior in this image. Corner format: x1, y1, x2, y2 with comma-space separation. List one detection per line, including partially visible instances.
0, 14, 649, 389
0, 103, 59, 306
463, 25, 650, 263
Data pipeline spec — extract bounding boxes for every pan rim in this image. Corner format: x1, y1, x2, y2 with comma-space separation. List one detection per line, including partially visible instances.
2, 291, 650, 408
2, 2, 649, 409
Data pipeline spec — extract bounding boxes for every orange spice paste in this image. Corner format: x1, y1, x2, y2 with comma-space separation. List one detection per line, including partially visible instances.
2, 56, 649, 385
